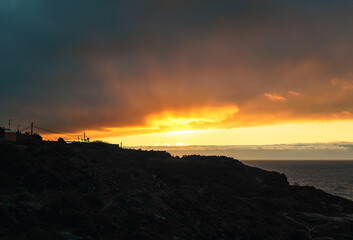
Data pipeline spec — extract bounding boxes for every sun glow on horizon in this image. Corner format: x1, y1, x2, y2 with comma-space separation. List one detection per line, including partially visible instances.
99, 119, 353, 147
145, 104, 239, 133
39, 104, 353, 148
162, 129, 210, 135
39, 117, 353, 147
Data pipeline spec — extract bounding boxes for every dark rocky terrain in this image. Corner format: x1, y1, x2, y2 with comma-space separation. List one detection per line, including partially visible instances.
0, 141, 353, 240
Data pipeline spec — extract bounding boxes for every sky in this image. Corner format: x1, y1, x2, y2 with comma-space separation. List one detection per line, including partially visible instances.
2, 0, 353, 147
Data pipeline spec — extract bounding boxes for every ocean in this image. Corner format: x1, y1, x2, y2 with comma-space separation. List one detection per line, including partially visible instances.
243, 160, 353, 201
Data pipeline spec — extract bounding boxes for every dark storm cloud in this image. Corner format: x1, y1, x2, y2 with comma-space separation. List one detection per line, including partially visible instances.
2, 0, 353, 133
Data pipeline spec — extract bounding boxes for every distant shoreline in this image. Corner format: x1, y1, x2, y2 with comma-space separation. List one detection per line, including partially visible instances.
131, 143, 353, 160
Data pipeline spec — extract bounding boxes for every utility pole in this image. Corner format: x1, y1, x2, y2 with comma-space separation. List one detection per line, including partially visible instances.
30, 122, 33, 144
84, 132, 86, 142
8, 119, 12, 130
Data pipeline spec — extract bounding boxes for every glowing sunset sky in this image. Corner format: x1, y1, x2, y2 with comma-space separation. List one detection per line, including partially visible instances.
2, 0, 353, 146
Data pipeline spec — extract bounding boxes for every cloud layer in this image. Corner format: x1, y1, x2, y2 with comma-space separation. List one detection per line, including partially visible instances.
2, 0, 353, 136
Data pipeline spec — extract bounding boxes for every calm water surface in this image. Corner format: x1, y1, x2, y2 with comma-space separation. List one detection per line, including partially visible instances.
243, 160, 353, 201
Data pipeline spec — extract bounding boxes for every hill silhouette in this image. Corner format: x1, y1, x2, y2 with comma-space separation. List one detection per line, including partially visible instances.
0, 141, 353, 239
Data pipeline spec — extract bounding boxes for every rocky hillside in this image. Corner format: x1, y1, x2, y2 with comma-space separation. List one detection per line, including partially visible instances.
0, 142, 353, 240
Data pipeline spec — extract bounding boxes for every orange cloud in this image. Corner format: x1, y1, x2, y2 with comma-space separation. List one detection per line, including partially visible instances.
145, 104, 239, 132
332, 111, 352, 118
288, 91, 300, 97
331, 78, 353, 90
264, 93, 287, 102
